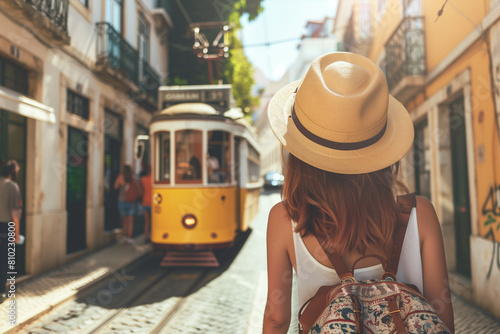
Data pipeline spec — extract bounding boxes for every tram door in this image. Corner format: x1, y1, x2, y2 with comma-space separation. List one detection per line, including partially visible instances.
234, 137, 242, 231
66, 127, 88, 254
449, 97, 472, 277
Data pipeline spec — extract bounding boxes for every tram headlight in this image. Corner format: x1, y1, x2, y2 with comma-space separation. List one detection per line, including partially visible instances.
182, 214, 197, 229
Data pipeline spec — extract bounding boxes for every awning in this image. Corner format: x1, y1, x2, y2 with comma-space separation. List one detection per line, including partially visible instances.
0, 87, 56, 124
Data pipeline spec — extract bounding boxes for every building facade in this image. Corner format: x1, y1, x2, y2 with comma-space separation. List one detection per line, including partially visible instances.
0, 0, 171, 277
335, 0, 500, 318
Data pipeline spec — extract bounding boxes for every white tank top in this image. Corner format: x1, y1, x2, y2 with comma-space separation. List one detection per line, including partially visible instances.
292, 208, 423, 307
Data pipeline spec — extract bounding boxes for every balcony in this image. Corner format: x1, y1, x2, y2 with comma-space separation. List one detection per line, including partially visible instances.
96, 22, 160, 109
140, 60, 160, 105
343, 0, 372, 56
385, 16, 426, 103
2, 0, 69, 44
96, 22, 139, 87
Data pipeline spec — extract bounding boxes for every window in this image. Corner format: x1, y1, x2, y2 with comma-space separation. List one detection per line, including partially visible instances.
104, 109, 122, 139
78, 0, 88, 8
156, 132, 171, 183
106, 0, 123, 32
175, 130, 202, 184
247, 144, 260, 183
138, 13, 150, 62
0, 56, 29, 95
404, 0, 421, 17
67, 90, 90, 120
207, 131, 231, 184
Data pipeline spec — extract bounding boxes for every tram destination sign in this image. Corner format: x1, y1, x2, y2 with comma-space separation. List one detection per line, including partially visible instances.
160, 85, 231, 112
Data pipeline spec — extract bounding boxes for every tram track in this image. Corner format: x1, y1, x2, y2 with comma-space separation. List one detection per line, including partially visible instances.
87, 240, 244, 334
19, 232, 250, 334
89, 267, 211, 334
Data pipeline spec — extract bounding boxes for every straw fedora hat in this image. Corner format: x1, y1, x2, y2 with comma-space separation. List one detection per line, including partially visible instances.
267, 52, 414, 174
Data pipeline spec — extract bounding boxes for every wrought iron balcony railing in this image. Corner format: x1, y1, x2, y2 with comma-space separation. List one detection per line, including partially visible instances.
141, 60, 160, 103
96, 22, 140, 86
385, 16, 426, 91
25, 0, 68, 32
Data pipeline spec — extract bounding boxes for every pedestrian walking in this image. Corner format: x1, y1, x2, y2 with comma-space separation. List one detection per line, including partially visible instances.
263, 53, 454, 333
0, 160, 22, 303
114, 165, 142, 244
140, 165, 152, 243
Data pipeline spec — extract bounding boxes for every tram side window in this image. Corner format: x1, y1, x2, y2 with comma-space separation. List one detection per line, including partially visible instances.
176, 130, 203, 184
156, 131, 171, 183
247, 144, 260, 183
207, 131, 231, 184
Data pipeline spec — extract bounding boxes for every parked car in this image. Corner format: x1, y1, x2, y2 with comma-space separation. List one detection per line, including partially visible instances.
264, 171, 285, 189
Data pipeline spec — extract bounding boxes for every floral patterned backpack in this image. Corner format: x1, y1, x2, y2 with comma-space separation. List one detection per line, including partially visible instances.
298, 194, 452, 334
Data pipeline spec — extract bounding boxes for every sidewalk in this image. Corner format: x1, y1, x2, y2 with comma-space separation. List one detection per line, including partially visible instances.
0, 236, 151, 334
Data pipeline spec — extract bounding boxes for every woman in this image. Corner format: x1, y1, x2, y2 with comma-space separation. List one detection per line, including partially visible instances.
0, 160, 22, 303
114, 165, 141, 244
263, 53, 454, 333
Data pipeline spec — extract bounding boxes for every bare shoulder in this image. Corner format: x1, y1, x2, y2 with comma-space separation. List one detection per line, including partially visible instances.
269, 201, 288, 219
415, 195, 443, 244
415, 196, 439, 223
268, 202, 291, 229
267, 202, 292, 240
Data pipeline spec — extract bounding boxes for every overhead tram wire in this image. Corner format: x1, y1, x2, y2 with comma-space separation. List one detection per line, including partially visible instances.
241, 37, 301, 49
169, 37, 301, 51
175, 0, 193, 24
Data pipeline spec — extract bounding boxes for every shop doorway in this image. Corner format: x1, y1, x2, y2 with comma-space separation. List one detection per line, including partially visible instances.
104, 110, 123, 231
66, 127, 88, 254
0, 110, 27, 274
413, 120, 431, 200
449, 96, 472, 277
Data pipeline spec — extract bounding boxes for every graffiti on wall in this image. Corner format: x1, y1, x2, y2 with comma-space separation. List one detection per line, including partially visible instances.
482, 185, 500, 231
482, 185, 500, 279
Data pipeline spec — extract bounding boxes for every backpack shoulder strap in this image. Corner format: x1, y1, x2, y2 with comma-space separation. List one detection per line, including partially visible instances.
384, 193, 417, 279
314, 235, 352, 280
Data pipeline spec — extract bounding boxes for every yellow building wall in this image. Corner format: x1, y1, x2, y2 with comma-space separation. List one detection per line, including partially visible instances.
363, 0, 500, 242
423, 0, 488, 72
411, 37, 500, 242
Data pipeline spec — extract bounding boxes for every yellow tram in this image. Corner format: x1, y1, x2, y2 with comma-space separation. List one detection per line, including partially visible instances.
136, 85, 262, 266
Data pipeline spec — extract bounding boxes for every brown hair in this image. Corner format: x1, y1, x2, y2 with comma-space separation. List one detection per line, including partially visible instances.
123, 165, 133, 183
282, 153, 407, 256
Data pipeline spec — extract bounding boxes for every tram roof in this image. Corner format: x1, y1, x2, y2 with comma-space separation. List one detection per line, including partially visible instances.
151, 103, 260, 152
152, 103, 248, 124
160, 103, 218, 116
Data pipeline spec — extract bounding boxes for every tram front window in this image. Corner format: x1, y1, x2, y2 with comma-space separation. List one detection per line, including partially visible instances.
176, 130, 202, 184
156, 131, 170, 183
207, 131, 231, 184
